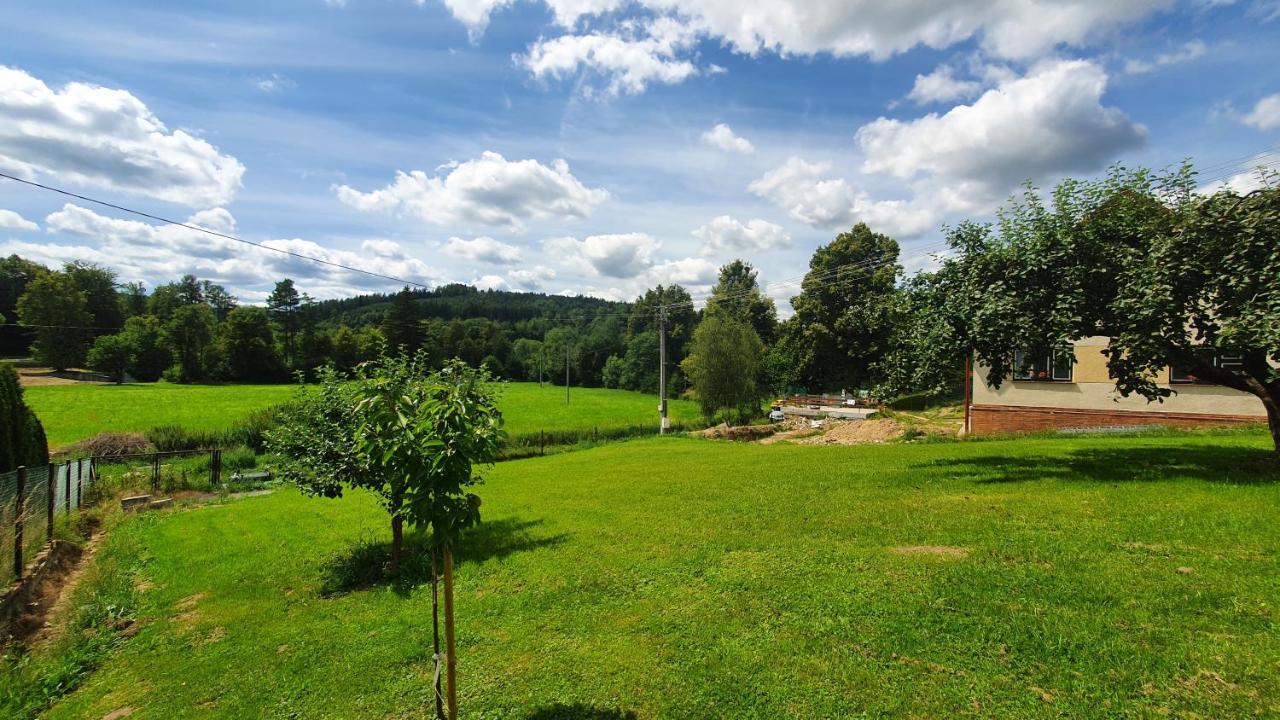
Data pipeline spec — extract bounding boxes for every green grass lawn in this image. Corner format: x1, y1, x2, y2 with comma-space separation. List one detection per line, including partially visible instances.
33, 431, 1280, 719
23, 381, 701, 449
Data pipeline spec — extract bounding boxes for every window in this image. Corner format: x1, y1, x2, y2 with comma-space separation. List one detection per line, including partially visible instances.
1170, 353, 1244, 384
1013, 350, 1074, 382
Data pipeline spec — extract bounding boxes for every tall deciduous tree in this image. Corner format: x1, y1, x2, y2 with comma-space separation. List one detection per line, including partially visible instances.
17, 272, 92, 371
87, 333, 134, 383
780, 223, 901, 392
951, 166, 1280, 456
706, 260, 779, 345
218, 306, 284, 382
165, 303, 217, 382
682, 311, 766, 422
121, 315, 171, 382
63, 261, 122, 335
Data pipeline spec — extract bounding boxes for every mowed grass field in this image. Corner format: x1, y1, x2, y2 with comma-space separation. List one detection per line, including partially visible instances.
23, 381, 702, 449
39, 431, 1280, 719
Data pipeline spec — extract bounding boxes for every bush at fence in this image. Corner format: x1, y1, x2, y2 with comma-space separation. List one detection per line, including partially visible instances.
145, 404, 287, 452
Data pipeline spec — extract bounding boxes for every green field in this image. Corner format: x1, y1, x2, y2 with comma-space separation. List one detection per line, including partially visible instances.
23, 382, 702, 449
25, 431, 1280, 719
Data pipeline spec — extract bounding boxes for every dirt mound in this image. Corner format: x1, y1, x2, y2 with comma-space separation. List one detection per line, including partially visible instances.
699, 423, 781, 441
802, 418, 904, 445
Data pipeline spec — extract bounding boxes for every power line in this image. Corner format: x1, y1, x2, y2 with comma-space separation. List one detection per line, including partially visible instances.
0, 172, 434, 290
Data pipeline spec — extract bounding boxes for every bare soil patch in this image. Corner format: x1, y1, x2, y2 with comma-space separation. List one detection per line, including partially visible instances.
803, 418, 905, 445
890, 545, 970, 559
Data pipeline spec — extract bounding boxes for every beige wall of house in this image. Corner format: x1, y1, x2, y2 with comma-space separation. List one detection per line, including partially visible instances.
972, 336, 1268, 418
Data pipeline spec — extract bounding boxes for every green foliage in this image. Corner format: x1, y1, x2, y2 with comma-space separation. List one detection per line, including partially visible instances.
164, 303, 217, 383
17, 271, 92, 370
681, 312, 766, 422
85, 333, 133, 383
873, 269, 966, 400
705, 260, 779, 344
120, 315, 171, 382
0, 254, 48, 356
268, 357, 505, 563
62, 261, 122, 335
948, 166, 1280, 453
216, 306, 285, 382
381, 286, 423, 355
781, 223, 901, 392
0, 362, 49, 471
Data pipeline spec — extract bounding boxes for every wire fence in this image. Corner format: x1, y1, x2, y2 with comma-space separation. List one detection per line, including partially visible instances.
1, 459, 95, 587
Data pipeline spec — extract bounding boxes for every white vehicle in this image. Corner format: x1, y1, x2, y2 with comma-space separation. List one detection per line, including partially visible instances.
768, 408, 785, 422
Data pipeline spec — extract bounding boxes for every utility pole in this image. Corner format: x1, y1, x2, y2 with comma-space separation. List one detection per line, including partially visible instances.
658, 306, 669, 434
538, 346, 543, 388
565, 345, 570, 404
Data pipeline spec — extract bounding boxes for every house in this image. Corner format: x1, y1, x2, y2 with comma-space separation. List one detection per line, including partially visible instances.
966, 336, 1268, 434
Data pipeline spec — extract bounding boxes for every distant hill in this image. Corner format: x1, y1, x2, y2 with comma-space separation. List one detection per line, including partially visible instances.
311, 283, 630, 327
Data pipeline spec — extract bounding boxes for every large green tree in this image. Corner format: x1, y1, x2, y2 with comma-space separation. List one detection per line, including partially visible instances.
63, 261, 122, 335
86, 333, 134, 383
120, 315, 172, 382
705, 260, 778, 345
218, 306, 285, 382
267, 278, 302, 365
0, 362, 48, 472
682, 311, 766, 422
779, 223, 901, 392
17, 272, 93, 370
950, 166, 1280, 456
873, 268, 967, 401
165, 303, 217, 382
382, 286, 423, 355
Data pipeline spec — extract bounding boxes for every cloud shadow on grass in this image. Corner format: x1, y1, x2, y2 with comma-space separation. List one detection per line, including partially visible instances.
923, 444, 1280, 486
319, 517, 567, 597
524, 704, 638, 720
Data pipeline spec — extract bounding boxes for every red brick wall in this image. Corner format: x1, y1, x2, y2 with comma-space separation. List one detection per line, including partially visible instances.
970, 404, 1264, 435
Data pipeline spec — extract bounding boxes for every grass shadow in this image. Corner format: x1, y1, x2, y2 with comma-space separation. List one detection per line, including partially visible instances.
524, 704, 638, 720
923, 444, 1280, 486
319, 517, 568, 597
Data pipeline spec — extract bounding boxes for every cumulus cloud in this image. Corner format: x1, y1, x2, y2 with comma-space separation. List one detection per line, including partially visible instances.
856, 59, 1145, 210
473, 274, 508, 291
692, 215, 790, 255
20, 203, 445, 299
647, 256, 718, 286
546, 232, 659, 278
1123, 39, 1207, 74
0, 66, 245, 208
507, 265, 557, 291
1242, 94, 1280, 130
517, 17, 703, 96
335, 151, 608, 229
701, 123, 755, 153
0, 209, 38, 232
906, 65, 983, 104
748, 157, 937, 236
1197, 168, 1275, 195
442, 236, 524, 265
464, 0, 1171, 67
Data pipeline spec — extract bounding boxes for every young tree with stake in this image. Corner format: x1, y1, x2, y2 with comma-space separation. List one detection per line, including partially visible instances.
267, 354, 504, 717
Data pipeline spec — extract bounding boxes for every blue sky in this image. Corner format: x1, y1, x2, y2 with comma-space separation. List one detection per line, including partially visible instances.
1, 0, 1278, 308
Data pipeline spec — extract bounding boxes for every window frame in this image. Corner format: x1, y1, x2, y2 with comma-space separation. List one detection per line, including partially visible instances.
1012, 350, 1074, 383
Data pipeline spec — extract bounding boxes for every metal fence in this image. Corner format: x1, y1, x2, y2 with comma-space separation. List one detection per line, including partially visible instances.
1, 458, 95, 586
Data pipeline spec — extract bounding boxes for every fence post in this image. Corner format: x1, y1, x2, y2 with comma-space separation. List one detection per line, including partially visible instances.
152, 453, 159, 492
14, 466, 26, 579
211, 449, 222, 487
76, 458, 84, 509
46, 463, 55, 542
64, 462, 71, 514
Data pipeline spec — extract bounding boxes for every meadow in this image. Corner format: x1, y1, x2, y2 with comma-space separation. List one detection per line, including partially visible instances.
23, 381, 702, 449
21, 430, 1280, 719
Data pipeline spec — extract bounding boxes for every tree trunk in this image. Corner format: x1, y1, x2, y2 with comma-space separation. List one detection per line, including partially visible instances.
390, 515, 404, 573
432, 549, 445, 720
1266, 397, 1280, 460
443, 546, 458, 720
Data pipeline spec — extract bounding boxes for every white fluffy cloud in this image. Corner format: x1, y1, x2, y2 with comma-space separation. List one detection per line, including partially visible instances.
647, 256, 718, 286
701, 123, 755, 153
692, 215, 790, 255
906, 66, 983, 104
0, 66, 244, 208
473, 274, 508, 291
857, 59, 1145, 210
748, 157, 937, 236
442, 236, 524, 264
1123, 39, 1207, 74
469, 0, 1172, 74
518, 17, 702, 96
335, 151, 608, 229
18, 203, 444, 298
507, 265, 557, 290
546, 232, 659, 278
0, 209, 38, 232
1242, 94, 1280, 131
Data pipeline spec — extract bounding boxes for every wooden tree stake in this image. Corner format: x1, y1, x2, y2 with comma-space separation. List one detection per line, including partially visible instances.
444, 545, 458, 719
